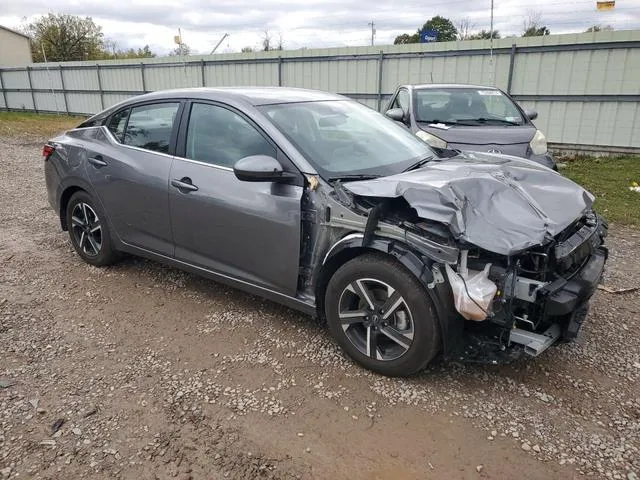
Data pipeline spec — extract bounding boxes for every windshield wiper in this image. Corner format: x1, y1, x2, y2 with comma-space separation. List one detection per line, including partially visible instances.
402, 155, 434, 173
327, 174, 382, 183
472, 118, 522, 126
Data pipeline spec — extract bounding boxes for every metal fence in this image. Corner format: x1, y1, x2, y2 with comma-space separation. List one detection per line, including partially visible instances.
1, 30, 639, 154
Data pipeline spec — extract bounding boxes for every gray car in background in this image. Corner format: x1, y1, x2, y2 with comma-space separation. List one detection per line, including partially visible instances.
44, 87, 606, 377
384, 84, 556, 169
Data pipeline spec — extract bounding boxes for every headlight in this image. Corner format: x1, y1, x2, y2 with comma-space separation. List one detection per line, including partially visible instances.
416, 130, 447, 149
529, 130, 547, 155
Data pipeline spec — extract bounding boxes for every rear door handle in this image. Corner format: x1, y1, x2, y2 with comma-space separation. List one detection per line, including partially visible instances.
171, 178, 199, 192
88, 155, 107, 168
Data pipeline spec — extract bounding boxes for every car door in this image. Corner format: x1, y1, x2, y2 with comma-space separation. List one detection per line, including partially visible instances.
85, 101, 182, 256
168, 101, 303, 296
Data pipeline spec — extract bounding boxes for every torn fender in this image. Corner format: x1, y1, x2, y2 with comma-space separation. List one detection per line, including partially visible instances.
344, 152, 594, 255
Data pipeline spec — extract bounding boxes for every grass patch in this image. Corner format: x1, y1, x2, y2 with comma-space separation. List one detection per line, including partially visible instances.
559, 156, 640, 227
0, 111, 85, 138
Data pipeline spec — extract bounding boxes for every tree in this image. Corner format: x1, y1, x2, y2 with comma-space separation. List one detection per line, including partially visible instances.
469, 30, 501, 40
585, 25, 613, 32
422, 16, 458, 42
456, 18, 476, 40
24, 13, 105, 62
393, 33, 419, 44
169, 43, 191, 56
393, 16, 457, 44
100, 40, 155, 59
261, 30, 272, 51
522, 11, 550, 37
241, 46, 254, 53
276, 31, 284, 51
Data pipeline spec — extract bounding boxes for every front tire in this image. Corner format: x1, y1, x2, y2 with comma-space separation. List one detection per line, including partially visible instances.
325, 253, 440, 377
66, 191, 119, 267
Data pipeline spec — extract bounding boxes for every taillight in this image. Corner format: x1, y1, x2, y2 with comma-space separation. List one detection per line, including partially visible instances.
42, 144, 55, 160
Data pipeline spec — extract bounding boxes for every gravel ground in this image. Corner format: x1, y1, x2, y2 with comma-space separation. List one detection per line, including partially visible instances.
1, 136, 639, 480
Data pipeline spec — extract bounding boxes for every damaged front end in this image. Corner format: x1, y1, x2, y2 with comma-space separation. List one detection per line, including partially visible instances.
313, 153, 608, 365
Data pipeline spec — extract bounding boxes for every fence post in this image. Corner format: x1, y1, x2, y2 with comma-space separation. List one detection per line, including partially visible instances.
96, 64, 105, 110
59, 66, 69, 114
278, 56, 283, 87
201, 59, 206, 87
507, 44, 517, 94
0, 69, 8, 111
26, 66, 37, 113
140, 62, 147, 93
376, 50, 384, 111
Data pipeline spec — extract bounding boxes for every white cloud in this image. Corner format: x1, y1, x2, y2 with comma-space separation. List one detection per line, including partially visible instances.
1, 0, 639, 55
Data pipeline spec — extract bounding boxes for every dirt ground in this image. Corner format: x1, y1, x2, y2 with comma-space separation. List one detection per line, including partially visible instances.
1, 135, 638, 480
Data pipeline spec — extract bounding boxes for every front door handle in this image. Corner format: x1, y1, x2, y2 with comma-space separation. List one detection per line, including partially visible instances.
171, 178, 199, 192
88, 155, 107, 168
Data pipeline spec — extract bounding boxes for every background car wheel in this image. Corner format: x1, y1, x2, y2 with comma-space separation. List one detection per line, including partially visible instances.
66, 191, 119, 267
325, 253, 440, 377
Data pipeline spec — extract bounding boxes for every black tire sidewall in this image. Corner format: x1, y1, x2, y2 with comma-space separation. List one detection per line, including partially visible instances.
66, 191, 117, 266
325, 254, 440, 377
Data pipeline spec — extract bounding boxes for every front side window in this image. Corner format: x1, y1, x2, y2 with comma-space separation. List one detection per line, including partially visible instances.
392, 90, 410, 113
414, 88, 525, 125
261, 100, 434, 179
185, 103, 276, 168
123, 103, 180, 153
107, 108, 129, 142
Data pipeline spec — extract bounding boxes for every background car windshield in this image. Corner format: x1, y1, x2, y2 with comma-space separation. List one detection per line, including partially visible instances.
260, 100, 433, 179
414, 88, 525, 125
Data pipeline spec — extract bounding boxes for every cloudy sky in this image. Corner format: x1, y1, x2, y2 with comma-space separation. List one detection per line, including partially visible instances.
1, 0, 639, 55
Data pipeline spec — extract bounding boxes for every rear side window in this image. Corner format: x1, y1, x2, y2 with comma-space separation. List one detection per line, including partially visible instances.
107, 109, 129, 142
123, 103, 180, 154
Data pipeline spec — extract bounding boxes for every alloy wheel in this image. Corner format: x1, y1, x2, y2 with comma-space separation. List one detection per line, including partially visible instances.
70, 202, 102, 257
338, 278, 414, 361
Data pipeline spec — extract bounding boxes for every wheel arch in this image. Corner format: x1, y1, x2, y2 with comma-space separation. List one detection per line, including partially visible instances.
59, 185, 88, 231
315, 234, 460, 357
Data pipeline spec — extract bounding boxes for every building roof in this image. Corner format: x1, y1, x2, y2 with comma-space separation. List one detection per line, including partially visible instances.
0, 25, 31, 40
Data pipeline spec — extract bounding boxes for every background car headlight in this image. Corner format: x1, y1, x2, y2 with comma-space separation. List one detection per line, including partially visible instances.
529, 130, 548, 155
416, 130, 447, 149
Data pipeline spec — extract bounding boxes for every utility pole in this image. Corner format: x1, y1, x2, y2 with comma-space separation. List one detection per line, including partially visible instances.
489, 0, 495, 85
368, 20, 376, 46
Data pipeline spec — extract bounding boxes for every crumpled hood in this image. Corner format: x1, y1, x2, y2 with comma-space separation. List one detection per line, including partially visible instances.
344, 152, 594, 255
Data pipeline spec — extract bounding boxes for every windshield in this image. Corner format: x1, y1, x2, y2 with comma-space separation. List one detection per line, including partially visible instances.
260, 100, 434, 179
414, 88, 525, 125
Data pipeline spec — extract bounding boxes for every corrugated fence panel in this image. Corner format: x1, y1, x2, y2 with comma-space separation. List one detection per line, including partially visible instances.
33, 91, 64, 112
66, 93, 102, 115
30, 68, 63, 90
102, 92, 137, 110
100, 67, 142, 92
204, 62, 278, 87
5, 91, 34, 110
62, 68, 100, 91
525, 100, 640, 148
2, 70, 29, 89
145, 64, 201, 90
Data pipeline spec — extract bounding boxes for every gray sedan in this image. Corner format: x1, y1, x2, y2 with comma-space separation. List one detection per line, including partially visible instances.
44, 87, 606, 376
385, 84, 556, 169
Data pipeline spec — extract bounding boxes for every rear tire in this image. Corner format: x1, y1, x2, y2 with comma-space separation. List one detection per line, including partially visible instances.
325, 253, 440, 377
66, 191, 119, 267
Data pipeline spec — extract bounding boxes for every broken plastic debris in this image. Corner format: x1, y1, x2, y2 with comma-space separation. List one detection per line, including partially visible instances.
445, 263, 497, 321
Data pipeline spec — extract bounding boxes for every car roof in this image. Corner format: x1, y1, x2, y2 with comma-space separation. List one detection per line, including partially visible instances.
401, 84, 500, 91
121, 87, 346, 107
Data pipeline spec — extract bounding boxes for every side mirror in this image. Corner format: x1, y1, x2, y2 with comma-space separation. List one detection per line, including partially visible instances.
233, 155, 293, 182
524, 109, 538, 121
385, 108, 406, 123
